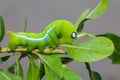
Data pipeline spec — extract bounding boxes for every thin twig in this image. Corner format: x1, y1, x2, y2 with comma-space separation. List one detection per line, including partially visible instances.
77, 32, 96, 38
0, 47, 27, 53
0, 47, 66, 54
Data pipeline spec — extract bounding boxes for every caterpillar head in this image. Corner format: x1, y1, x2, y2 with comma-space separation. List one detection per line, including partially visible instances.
57, 20, 77, 44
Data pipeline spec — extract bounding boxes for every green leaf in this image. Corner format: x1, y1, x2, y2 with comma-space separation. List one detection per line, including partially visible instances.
45, 64, 61, 80
15, 55, 24, 79
0, 16, 5, 42
0, 68, 22, 80
90, 71, 102, 80
64, 37, 114, 62
39, 54, 63, 78
0, 47, 2, 51
0, 55, 10, 63
8, 66, 15, 74
8, 63, 16, 74
97, 33, 120, 64
76, 0, 108, 32
86, 0, 108, 19
26, 58, 39, 80
0, 58, 2, 63
60, 57, 73, 64
85, 63, 102, 80
75, 8, 90, 32
63, 67, 82, 80
39, 63, 45, 79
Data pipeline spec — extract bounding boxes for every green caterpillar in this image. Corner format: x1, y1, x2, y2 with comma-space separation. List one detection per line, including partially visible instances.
8, 20, 77, 52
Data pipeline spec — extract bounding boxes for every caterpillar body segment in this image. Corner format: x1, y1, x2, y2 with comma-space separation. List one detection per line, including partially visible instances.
8, 20, 77, 52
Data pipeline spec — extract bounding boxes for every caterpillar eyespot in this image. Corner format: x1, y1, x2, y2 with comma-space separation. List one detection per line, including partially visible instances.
8, 20, 77, 52
71, 32, 77, 39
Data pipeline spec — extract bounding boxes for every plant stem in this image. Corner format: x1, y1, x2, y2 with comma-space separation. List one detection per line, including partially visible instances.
77, 32, 96, 38
85, 62, 95, 80
24, 17, 28, 32
0, 47, 66, 54
0, 48, 27, 53
85, 62, 92, 77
